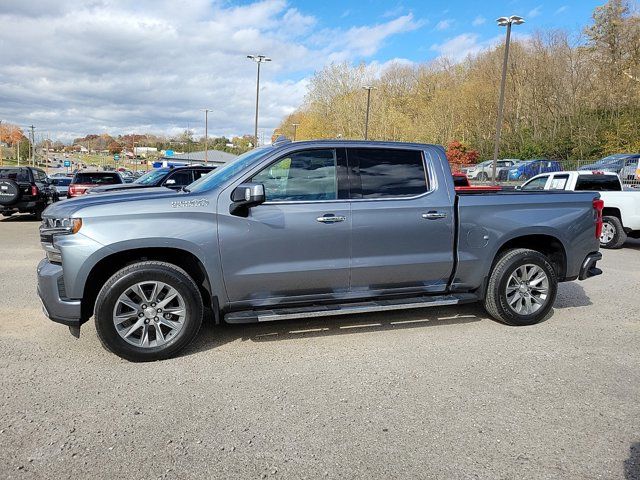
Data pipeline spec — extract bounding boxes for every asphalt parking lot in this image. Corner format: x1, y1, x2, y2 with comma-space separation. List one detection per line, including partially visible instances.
0, 215, 639, 479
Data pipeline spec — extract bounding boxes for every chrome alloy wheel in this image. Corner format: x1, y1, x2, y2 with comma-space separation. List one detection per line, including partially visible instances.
505, 264, 550, 315
112, 281, 186, 348
600, 222, 615, 244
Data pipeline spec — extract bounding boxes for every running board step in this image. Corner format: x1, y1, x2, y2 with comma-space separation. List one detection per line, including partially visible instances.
224, 293, 478, 324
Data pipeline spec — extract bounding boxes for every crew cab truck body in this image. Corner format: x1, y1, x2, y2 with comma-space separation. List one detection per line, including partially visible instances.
37, 141, 603, 361
520, 170, 640, 248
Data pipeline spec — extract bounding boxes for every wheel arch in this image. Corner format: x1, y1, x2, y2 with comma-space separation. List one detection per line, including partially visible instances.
493, 233, 567, 281
81, 247, 218, 323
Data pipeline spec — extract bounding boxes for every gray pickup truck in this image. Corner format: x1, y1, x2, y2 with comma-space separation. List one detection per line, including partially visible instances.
37, 140, 604, 361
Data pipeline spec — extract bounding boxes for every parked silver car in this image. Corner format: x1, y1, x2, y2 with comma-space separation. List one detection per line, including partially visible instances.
463, 159, 520, 181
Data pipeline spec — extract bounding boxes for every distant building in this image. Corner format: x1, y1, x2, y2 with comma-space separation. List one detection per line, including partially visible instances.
134, 146, 158, 157
159, 149, 237, 166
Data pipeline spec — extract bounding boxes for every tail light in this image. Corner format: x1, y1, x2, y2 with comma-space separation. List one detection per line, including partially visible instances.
68, 185, 79, 196
593, 198, 604, 239
31, 185, 39, 196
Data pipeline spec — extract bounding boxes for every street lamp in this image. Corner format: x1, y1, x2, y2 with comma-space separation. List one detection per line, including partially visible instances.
247, 54, 271, 147
363, 86, 375, 140
491, 15, 524, 184
292, 123, 299, 141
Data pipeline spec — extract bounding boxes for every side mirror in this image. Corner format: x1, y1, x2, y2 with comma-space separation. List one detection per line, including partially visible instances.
230, 183, 265, 217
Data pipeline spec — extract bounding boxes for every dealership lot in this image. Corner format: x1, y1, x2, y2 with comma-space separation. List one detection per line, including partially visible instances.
0, 216, 639, 479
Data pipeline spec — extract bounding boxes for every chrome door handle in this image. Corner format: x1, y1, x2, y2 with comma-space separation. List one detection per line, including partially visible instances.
422, 212, 447, 220
317, 215, 346, 223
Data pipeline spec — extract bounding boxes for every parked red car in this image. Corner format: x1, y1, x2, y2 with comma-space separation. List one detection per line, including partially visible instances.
68, 171, 123, 198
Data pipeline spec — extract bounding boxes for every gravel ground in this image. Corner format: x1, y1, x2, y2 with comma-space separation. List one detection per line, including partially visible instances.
1, 215, 639, 480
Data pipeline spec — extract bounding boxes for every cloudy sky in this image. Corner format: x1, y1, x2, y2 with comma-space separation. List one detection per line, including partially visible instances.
0, 0, 600, 142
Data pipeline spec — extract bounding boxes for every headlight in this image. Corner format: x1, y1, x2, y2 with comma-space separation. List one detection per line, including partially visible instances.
40, 218, 82, 264
40, 217, 82, 236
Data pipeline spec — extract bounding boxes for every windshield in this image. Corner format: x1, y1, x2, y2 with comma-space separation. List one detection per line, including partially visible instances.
135, 168, 169, 185
0, 168, 30, 182
189, 147, 272, 193
51, 178, 71, 186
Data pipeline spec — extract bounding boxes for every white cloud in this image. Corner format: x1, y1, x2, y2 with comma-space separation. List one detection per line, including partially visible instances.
555, 6, 568, 15
528, 6, 542, 18
472, 16, 486, 26
0, 1, 419, 141
430, 33, 503, 62
435, 19, 452, 31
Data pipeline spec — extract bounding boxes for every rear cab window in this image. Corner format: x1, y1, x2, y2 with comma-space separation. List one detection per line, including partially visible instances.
549, 174, 569, 190
348, 148, 428, 198
73, 172, 122, 185
575, 175, 622, 191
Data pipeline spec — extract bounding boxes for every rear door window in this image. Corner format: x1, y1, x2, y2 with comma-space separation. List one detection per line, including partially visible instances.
0, 168, 31, 182
348, 148, 427, 199
575, 175, 622, 191
549, 174, 569, 190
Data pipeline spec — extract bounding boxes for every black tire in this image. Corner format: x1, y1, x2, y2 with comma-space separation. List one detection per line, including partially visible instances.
519, 174, 529, 181
33, 205, 45, 221
479, 172, 489, 181
94, 261, 203, 362
483, 248, 558, 326
600, 215, 627, 249
0, 179, 21, 205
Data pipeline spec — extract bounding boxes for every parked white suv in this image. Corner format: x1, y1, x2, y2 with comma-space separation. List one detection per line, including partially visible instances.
463, 159, 520, 181
520, 171, 640, 248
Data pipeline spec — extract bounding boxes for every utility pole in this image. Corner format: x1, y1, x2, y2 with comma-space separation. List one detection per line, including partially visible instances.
491, 15, 525, 184
29, 125, 35, 167
0, 120, 3, 167
247, 54, 271, 147
292, 123, 299, 141
363, 86, 375, 140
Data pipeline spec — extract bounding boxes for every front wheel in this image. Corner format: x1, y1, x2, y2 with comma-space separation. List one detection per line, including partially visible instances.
600, 215, 626, 249
483, 248, 558, 326
94, 261, 203, 361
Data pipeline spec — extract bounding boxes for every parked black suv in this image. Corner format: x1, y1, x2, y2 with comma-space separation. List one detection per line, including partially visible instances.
0, 167, 53, 219
87, 165, 215, 194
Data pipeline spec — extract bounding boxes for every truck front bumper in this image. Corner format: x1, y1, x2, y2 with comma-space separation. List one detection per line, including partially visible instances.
578, 252, 603, 280
37, 258, 82, 327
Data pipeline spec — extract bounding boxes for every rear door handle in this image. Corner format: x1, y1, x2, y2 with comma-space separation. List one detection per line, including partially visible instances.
317, 214, 346, 224
422, 211, 447, 220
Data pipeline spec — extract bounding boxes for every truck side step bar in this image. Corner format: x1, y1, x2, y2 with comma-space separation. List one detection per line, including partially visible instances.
224, 293, 478, 324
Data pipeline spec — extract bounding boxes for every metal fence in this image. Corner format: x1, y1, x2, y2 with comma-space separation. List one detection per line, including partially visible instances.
455, 159, 640, 189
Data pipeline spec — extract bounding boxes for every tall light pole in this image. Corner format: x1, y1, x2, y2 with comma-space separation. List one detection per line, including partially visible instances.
292, 123, 299, 141
202, 109, 211, 164
247, 54, 271, 147
491, 15, 524, 184
363, 86, 375, 140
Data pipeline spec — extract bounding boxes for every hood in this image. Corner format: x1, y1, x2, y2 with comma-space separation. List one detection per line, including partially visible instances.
43, 187, 182, 218
88, 183, 162, 194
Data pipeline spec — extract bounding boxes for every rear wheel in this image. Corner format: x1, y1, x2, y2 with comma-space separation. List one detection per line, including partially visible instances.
600, 215, 626, 249
479, 172, 489, 181
484, 248, 557, 326
94, 261, 203, 361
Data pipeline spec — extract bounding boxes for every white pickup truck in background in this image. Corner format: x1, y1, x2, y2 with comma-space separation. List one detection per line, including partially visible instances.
520, 171, 640, 248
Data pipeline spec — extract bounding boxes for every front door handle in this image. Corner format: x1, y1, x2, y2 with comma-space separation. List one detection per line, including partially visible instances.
317, 214, 346, 224
422, 211, 447, 220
